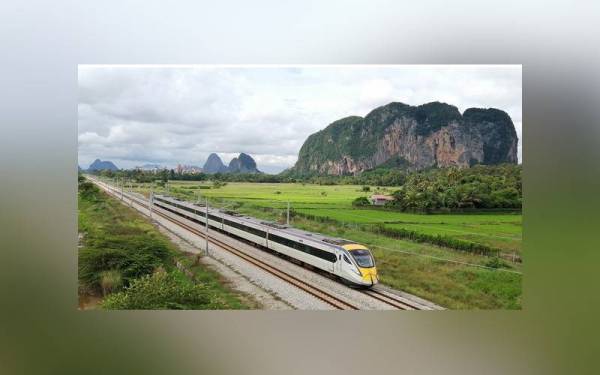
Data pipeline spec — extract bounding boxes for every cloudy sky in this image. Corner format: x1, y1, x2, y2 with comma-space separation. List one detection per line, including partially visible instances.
78, 65, 522, 173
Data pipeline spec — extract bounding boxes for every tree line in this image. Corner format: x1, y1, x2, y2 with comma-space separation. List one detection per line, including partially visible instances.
86, 163, 522, 210
387, 164, 521, 211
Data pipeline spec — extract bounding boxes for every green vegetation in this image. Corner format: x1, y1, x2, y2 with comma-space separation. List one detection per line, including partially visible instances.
104, 178, 522, 309
99, 270, 123, 296
86, 162, 522, 309
202, 202, 522, 309
101, 269, 248, 310
78, 177, 250, 310
123, 179, 522, 255
352, 196, 371, 206
389, 164, 521, 211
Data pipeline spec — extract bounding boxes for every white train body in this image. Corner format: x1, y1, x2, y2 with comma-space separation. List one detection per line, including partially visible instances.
152, 195, 378, 287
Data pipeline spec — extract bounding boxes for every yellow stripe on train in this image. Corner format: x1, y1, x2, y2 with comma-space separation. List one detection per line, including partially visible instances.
342, 243, 368, 251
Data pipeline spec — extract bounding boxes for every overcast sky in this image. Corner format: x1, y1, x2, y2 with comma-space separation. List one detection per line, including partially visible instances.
78, 65, 522, 173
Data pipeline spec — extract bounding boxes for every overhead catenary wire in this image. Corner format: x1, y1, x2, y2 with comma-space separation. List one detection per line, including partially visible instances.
108, 179, 522, 275
196, 196, 522, 275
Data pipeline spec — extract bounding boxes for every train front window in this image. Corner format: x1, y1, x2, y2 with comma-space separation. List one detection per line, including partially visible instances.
349, 249, 374, 268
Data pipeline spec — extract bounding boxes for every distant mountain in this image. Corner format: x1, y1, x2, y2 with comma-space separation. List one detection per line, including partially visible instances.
227, 153, 260, 174
203, 153, 228, 173
202, 152, 261, 174
292, 101, 518, 175
88, 159, 119, 171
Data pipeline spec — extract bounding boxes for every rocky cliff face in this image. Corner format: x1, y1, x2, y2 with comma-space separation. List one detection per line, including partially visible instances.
293, 102, 518, 175
202, 153, 228, 173
87, 159, 119, 171
203, 152, 261, 174
227, 153, 260, 173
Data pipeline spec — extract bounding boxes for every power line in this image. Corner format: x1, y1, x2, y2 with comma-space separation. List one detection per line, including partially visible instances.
135, 183, 522, 275
370, 244, 522, 274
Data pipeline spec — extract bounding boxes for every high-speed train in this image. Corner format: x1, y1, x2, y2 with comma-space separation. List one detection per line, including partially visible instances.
152, 194, 378, 287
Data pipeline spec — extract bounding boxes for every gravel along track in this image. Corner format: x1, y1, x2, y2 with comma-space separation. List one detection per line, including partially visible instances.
90, 178, 443, 310
155, 224, 293, 310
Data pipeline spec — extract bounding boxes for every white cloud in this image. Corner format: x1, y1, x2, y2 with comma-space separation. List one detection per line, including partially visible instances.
78, 65, 522, 172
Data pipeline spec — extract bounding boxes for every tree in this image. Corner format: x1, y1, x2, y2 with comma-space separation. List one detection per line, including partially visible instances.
352, 196, 371, 206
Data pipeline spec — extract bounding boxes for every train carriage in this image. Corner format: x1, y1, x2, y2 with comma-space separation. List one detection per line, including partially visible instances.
152, 195, 378, 287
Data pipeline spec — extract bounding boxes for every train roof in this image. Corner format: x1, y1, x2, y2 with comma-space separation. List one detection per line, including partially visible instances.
154, 194, 359, 250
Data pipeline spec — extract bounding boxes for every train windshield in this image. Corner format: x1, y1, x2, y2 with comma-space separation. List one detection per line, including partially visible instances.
349, 249, 374, 268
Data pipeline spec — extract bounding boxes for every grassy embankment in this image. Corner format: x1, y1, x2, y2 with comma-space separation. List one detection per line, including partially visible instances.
78, 180, 253, 310
126, 180, 522, 309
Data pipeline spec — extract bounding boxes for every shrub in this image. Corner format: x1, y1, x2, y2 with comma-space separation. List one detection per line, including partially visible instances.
99, 270, 123, 296
352, 196, 371, 207
78, 181, 98, 198
101, 270, 215, 310
370, 224, 501, 257
361, 185, 371, 192
484, 257, 510, 269
78, 183, 174, 293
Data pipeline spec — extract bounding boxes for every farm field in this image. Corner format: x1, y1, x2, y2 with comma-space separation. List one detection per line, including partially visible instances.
204, 197, 523, 309
110, 178, 522, 309
162, 182, 522, 254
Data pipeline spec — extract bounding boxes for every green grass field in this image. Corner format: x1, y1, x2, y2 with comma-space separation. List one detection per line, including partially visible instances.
166, 182, 522, 254
115, 179, 522, 309
209, 201, 522, 309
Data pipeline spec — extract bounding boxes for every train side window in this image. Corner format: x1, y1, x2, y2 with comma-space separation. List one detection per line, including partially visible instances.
343, 254, 351, 264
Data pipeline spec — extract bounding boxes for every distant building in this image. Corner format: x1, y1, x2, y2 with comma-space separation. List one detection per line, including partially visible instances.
135, 164, 164, 172
184, 165, 203, 174
370, 194, 395, 206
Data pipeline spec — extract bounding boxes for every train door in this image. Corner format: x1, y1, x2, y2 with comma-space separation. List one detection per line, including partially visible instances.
329, 253, 335, 273
335, 251, 342, 275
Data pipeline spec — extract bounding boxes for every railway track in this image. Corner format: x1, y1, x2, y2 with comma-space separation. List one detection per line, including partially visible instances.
94, 180, 359, 310
95, 179, 429, 310
360, 289, 423, 310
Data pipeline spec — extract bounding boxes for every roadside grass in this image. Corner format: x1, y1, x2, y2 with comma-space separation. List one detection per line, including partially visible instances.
78, 181, 252, 310
174, 252, 257, 309
101, 268, 250, 310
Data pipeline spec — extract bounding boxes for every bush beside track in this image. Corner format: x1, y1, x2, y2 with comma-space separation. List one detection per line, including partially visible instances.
78, 176, 251, 310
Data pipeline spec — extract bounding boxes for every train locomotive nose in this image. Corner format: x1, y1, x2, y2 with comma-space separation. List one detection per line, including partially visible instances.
359, 267, 378, 286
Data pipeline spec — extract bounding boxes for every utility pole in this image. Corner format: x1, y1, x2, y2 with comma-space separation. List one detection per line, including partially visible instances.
265, 226, 269, 248
120, 178, 124, 200
149, 190, 153, 219
129, 180, 132, 207
205, 198, 209, 256
286, 202, 290, 225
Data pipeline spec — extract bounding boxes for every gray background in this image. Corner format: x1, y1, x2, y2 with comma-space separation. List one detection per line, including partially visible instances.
1, 1, 599, 374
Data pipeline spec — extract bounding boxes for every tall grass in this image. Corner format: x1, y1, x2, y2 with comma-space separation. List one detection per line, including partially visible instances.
99, 270, 123, 296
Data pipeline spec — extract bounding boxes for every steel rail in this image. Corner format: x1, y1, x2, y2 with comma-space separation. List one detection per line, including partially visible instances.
94, 179, 359, 310
359, 289, 424, 310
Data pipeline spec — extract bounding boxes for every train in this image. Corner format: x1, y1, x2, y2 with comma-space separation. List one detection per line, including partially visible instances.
152, 194, 379, 287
